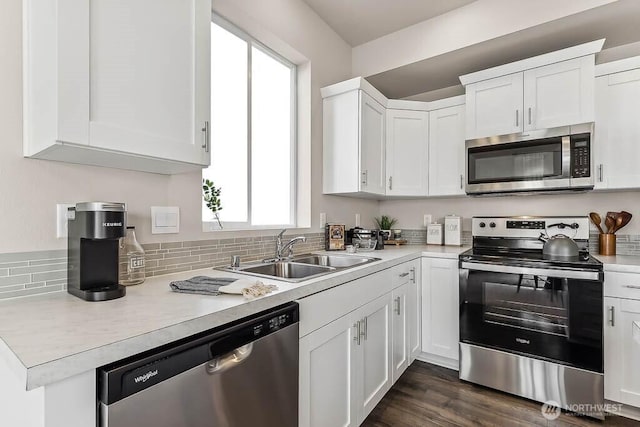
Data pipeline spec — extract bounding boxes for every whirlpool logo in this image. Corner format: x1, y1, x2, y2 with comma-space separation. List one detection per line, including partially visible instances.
516, 338, 530, 345
134, 369, 158, 384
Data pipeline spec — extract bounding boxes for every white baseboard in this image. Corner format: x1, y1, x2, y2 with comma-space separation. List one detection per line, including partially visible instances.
606, 399, 640, 422
415, 352, 459, 371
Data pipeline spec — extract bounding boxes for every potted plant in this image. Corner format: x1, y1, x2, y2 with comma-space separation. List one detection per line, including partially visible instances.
203, 179, 223, 229
374, 215, 397, 240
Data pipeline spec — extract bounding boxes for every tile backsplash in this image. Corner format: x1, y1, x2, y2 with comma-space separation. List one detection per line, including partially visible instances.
0, 233, 324, 300
3, 230, 640, 300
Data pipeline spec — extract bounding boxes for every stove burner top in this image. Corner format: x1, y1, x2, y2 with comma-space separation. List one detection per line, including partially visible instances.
460, 248, 602, 271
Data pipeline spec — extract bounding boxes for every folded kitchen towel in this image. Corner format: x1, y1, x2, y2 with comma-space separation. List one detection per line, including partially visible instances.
169, 276, 237, 295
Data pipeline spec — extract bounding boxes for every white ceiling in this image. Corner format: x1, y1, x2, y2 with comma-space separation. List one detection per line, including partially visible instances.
301, 0, 476, 46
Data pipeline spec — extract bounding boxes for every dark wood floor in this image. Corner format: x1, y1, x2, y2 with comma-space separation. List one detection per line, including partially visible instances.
363, 361, 640, 427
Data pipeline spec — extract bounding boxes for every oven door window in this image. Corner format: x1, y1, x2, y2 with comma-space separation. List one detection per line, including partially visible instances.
460, 270, 602, 372
468, 139, 564, 184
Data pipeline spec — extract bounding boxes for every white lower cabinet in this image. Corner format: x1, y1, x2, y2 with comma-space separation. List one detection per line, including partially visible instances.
604, 296, 640, 408
421, 257, 459, 364
299, 312, 358, 427
391, 283, 409, 382
299, 259, 421, 427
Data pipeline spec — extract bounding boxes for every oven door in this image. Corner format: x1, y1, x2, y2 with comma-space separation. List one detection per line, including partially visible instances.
466, 135, 570, 194
459, 262, 603, 373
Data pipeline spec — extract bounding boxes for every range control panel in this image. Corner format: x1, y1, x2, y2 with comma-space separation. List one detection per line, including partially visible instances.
472, 216, 590, 240
506, 220, 546, 229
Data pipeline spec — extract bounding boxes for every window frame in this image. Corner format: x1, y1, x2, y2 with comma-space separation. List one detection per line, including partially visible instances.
204, 14, 298, 231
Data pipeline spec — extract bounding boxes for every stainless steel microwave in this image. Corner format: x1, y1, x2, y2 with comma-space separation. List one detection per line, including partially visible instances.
465, 123, 594, 195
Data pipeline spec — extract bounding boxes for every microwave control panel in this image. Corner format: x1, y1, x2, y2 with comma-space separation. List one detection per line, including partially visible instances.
570, 134, 591, 178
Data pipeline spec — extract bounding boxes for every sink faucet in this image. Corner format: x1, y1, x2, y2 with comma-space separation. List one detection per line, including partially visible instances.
275, 229, 307, 260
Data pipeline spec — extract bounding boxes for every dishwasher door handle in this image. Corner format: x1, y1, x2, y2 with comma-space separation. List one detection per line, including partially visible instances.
206, 343, 254, 375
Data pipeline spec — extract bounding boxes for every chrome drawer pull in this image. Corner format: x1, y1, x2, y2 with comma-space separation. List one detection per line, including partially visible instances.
353, 321, 361, 345
625, 285, 640, 290
399, 272, 409, 278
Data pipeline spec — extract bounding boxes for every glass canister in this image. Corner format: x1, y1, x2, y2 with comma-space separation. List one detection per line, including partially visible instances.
121, 226, 145, 285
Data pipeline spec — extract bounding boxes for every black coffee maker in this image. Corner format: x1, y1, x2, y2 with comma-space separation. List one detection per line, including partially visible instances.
67, 202, 127, 301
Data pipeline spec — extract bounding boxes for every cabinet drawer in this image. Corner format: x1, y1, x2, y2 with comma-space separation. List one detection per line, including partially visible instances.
605, 272, 640, 299
390, 261, 416, 288
297, 268, 393, 337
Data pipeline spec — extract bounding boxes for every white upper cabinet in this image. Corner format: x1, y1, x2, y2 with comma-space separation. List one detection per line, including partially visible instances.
523, 56, 595, 131
465, 73, 523, 139
461, 40, 603, 140
23, 0, 211, 174
594, 64, 640, 190
429, 102, 465, 196
385, 109, 429, 196
322, 81, 386, 196
360, 93, 387, 195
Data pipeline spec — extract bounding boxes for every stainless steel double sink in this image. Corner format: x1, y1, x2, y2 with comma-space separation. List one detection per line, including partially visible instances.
219, 253, 380, 282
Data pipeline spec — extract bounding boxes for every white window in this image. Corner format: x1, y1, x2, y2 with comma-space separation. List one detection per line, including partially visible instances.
203, 16, 296, 230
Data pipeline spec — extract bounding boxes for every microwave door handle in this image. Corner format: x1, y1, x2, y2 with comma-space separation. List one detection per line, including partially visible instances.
562, 135, 571, 178
460, 262, 601, 281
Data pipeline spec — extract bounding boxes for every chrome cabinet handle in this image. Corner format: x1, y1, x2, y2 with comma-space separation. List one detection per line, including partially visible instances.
361, 170, 368, 186
528, 107, 532, 125
460, 174, 464, 190
625, 285, 640, 290
201, 121, 210, 152
515, 109, 519, 127
362, 317, 368, 341
389, 176, 393, 190
353, 321, 361, 345
598, 164, 603, 182
609, 306, 615, 327
394, 297, 401, 315
399, 272, 409, 278
410, 267, 416, 283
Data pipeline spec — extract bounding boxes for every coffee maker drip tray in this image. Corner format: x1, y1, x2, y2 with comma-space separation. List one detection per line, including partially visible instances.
67, 285, 126, 302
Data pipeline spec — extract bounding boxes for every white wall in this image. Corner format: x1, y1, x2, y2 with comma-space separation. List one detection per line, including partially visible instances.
0, 0, 378, 253
379, 191, 640, 235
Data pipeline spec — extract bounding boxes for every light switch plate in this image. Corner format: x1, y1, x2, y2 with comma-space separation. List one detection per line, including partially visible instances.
151, 206, 180, 234
56, 203, 75, 238
319, 213, 326, 229
423, 214, 433, 227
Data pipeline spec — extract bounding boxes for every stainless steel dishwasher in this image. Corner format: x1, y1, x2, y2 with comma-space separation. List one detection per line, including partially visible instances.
98, 302, 299, 427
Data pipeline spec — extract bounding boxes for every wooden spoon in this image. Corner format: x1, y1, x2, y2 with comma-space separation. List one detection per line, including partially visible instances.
618, 211, 633, 232
589, 212, 604, 234
605, 214, 615, 234
612, 215, 624, 234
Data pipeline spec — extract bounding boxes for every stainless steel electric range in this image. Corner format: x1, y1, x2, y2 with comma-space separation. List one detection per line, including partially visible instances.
458, 216, 604, 418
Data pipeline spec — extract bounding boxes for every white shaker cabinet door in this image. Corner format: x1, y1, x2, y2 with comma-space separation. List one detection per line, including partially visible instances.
523, 56, 594, 131
299, 313, 358, 427
594, 69, 640, 190
391, 282, 409, 383
604, 297, 640, 408
87, 0, 210, 166
465, 73, 523, 139
356, 293, 392, 420
428, 104, 465, 196
359, 91, 386, 195
421, 258, 460, 361
407, 260, 422, 363
385, 109, 429, 196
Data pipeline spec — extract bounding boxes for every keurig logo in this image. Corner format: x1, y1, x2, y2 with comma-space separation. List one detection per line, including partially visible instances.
102, 222, 123, 227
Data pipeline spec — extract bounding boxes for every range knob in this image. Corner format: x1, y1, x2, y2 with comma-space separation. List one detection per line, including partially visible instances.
572, 223, 579, 229
479, 222, 486, 228
489, 222, 496, 228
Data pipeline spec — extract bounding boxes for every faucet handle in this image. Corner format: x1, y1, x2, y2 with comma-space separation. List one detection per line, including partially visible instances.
277, 229, 288, 239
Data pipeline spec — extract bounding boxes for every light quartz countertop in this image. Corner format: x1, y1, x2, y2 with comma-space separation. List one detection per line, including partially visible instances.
594, 254, 640, 274
0, 245, 467, 391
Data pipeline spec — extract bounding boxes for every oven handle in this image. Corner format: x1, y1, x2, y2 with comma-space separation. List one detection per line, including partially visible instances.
460, 262, 602, 281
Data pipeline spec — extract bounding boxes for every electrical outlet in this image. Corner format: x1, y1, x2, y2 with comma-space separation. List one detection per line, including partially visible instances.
56, 203, 75, 238
423, 214, 433, 227
319, 212, 326, 228
355, 213, 361, 227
